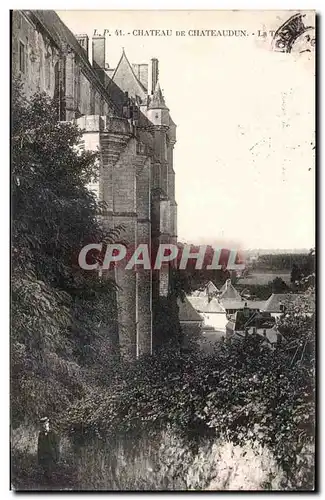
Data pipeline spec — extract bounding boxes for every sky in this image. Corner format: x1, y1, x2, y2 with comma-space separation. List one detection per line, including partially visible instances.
57, 10, 315, 250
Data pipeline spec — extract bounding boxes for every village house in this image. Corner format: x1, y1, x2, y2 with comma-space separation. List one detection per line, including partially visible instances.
181, 281, 228, 331
191, 281, 220, 298
225, 310, 283, 349
218, 279, 266, 316
178, 296, 203, 348
261, 293, 315, 318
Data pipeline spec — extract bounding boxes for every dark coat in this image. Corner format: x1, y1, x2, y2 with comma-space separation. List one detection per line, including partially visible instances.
37, 430, 60, 466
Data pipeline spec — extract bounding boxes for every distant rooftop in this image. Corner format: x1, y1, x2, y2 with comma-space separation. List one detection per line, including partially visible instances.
187, 296, 226, 314
178, 297, 203, 322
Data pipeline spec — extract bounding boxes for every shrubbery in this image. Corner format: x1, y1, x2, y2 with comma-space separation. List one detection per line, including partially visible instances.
60, 308, 314, 490
11, 81, 120, 428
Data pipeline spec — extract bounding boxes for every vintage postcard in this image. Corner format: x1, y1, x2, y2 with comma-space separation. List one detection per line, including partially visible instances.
11, 9, 316, 491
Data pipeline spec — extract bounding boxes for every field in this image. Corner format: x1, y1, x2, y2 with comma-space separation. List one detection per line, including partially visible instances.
238, 271, 291, 286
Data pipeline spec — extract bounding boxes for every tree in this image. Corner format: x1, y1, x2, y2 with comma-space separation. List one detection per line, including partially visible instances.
271, 277, 289, 293
290, 250, 315, 291
11, 80, 120, 426
291, 263, 302, 285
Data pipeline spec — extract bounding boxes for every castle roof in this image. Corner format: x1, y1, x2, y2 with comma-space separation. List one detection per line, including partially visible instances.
109, 49, 147, 102
148, 81, 168, 110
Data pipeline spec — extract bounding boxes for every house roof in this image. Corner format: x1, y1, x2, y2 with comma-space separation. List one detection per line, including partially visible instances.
220, 299, 266, 310
263, 293, 298, 313
187, 296, 226, 314
178, 297, 203, 322
231, 327, 280, 345
234, 310, 275, 331
252, 327, 279, 344
263, 293, 315, 314
192, 281, 220, 297
219, 279, 241, 300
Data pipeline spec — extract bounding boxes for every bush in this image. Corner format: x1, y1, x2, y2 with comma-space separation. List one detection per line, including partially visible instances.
11, 81, 120, 428
60, 323, 314, 490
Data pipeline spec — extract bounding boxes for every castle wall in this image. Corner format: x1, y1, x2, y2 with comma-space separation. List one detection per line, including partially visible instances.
12, 11, 60, 99
12, 9, 177, 361
12, 11, 116, 120
136, 157, 152, 355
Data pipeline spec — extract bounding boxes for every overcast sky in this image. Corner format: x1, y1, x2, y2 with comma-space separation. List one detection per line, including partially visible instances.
57, 10, 315, 250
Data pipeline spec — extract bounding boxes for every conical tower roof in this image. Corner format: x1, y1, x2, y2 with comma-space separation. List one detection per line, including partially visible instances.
148, 81, 168, 110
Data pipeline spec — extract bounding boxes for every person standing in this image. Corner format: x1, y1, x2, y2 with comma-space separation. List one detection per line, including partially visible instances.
37, 416, 60, 486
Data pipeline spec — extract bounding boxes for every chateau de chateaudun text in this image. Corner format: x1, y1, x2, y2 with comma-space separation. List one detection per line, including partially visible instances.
93, 29, 250, 37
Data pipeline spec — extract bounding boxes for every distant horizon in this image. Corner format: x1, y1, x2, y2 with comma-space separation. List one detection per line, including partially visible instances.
176, 239, 312, 254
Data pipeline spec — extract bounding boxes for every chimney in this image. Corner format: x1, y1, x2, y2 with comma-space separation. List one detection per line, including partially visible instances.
92, 35, 105, 69
151, 58, 159, 94
76, 34, 89, 58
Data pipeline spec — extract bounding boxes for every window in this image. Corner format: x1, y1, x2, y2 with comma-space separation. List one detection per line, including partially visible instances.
45, 51, 51, 89
17, 13, 22, 29
76, 66, 81, 108
19, 41, 25, 73
90, 88, 96, 115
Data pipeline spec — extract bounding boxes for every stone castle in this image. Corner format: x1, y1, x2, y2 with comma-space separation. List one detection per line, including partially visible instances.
12, 10, 177, 361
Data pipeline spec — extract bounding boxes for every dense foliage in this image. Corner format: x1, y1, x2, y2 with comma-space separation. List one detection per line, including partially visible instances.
11, 82, 120, 427
255, 252, 315, 272
236, 277, 289, 299
62, 299, 315, 489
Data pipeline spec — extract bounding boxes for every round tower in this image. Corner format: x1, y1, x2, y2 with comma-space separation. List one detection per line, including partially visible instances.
147, 81, 170, 127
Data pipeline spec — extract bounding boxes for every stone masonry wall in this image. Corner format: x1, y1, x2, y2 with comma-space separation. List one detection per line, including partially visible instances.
13, 10, 177, 360
136, 156, 152, 355
12, 11, 60, 99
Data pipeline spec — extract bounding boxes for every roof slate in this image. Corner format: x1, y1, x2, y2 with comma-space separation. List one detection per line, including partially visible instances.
220, 299, 266, 310
148, 81, 168, 110
187, 296, 226, 314
110, 50, 147, 100
263, 293, 298, 312
219, 279, 241, 300
192, 281, 220, 297
178, 297, 203, 322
